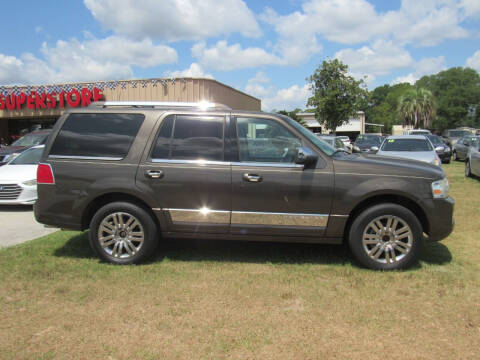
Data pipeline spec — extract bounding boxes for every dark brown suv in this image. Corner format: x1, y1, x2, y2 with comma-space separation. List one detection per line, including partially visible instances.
34, 102, 454, 270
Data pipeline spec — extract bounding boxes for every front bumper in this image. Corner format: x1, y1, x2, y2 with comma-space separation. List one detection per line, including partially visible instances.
424, 196, 455, 242
0, 184, 37, 205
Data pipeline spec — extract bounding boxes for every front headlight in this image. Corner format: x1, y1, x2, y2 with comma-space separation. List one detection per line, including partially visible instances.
353, 146, 360, 152
432, 178, 449, 198
432, 157, 441, 166
22, 179, 37, 186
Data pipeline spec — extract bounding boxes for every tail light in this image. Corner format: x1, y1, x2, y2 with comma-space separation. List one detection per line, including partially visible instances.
37, 163, 55, 184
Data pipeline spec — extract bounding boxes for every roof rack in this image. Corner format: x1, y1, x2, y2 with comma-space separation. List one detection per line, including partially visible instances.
88, 101, 231, 110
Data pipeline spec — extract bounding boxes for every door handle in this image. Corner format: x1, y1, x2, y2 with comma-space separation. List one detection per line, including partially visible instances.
145, 170, 164, 179
243, 173, 262, 183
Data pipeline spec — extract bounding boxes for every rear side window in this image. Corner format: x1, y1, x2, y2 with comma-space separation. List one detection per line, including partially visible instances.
151, 115, 224, 161
49, 113, 144, 159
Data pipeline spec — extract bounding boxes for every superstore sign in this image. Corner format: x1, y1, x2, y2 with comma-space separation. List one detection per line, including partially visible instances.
0, 87, 103, 110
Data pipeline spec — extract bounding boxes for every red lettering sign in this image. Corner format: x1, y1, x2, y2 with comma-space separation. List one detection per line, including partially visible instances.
1, 87, 103, 111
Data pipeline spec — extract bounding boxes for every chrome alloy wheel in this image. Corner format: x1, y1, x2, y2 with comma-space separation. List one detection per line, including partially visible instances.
362, 215, 413, 264
97, 212, 145, 259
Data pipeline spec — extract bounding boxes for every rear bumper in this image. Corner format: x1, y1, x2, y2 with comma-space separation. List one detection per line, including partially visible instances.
424, 196, 455, 242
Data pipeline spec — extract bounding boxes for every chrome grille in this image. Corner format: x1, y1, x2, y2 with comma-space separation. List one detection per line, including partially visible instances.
0, 184, 22, 200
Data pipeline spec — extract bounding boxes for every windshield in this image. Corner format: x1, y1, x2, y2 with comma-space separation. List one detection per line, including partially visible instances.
11, 133, 48, 147
318, 137, 334, 146
381, 138, 433, 152
10, 147, 44, 165
279, 115, 335, 156
426, 135, 444, 146
448, 130, 470, 137
355, 135, 382, 145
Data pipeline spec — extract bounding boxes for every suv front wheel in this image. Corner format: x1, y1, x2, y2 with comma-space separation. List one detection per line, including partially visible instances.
348, 203, 423, 270
89, 202, 158, 264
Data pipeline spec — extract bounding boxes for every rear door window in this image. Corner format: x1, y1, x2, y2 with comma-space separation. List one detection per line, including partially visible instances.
151, 115, 225, 161
49, 113, 144, 159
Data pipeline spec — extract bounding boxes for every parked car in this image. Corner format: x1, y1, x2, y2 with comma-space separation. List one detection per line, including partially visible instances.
352, 134, 384, 153
453, 136, 480, 161
466, 141, 480, 178
0, 145, 44, 205
442, 129, 473, 147
0, 130, 51, 166
34, 101, 454, 270
426, 134, 451, 164
403, 129, 431, 135
316, 135, 349, 152
375, 135, 442, 166
337, 136, 352, 151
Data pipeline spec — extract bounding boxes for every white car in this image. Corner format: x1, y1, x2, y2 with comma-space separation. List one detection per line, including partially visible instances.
337, 136, 352, 150
0, 145, 44, 205
375, 135, 442, 167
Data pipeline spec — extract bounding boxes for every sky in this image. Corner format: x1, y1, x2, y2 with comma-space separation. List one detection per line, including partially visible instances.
0, 0, 479, 111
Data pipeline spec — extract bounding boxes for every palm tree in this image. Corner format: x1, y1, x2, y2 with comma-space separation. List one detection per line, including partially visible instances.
397, 87, 435, 128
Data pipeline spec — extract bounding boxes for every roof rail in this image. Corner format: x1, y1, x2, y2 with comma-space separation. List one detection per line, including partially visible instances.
88, 101, 231, 110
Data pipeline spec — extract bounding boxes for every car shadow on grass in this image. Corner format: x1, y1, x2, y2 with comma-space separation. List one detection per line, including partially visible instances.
53, 231, 452, 268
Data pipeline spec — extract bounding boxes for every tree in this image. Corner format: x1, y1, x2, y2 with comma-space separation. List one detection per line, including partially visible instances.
397, 87, 435, 128
364, 83, 414, 134
276, 109, 308, 127
416, 67, 480, 131
307, 59, 368, 133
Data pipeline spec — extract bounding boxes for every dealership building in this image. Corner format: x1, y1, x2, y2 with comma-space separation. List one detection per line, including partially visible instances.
0, 78, 261, 142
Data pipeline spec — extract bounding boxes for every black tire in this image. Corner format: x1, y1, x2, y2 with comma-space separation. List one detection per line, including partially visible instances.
89, 202, 158, 264
466, 160, 472, 177
452, 151, 458, 161
443, 157, 451, 164
348, 203, 423, 270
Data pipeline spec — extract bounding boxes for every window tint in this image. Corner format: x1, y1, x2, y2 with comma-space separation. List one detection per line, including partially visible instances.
381, 139, 433, 152
237, 117, 302, 163
171, 115, 224, 161
151, 115, 224, 161
151, 115, 174, 159
50, 113, 144, 158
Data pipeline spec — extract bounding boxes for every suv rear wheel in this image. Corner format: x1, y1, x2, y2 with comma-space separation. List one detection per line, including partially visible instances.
348, 203, 423, 270
89, 202, 158, 264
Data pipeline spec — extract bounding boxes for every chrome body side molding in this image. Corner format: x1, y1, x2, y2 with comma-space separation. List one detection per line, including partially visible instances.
231, 211, 328, 227
166, 208, 230, 224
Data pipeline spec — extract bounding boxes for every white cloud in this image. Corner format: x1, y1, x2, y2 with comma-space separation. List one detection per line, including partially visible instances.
192, 41, 282, 71
245, 71, 274, 98
263, 84, 311, 111
466, 50, 480, 72
335, 40, 414, 83
164, 63, 213, 79
460, 0, 480, 18
393, 73, 418, 85
244, 72, 311, 111
84, 0, 261, 41
261, 0, 470, 54
0, 35, 178, 85
392, 56, 447, 84
394, 0, 468, 46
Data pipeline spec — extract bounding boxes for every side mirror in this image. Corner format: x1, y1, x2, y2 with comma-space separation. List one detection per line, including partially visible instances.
435, 146, 444, 153
295, 146, 318, 167
370, 146, 379, 152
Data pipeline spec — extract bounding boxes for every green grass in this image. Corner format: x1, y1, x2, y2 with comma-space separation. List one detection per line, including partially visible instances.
0, 161, 479, 359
